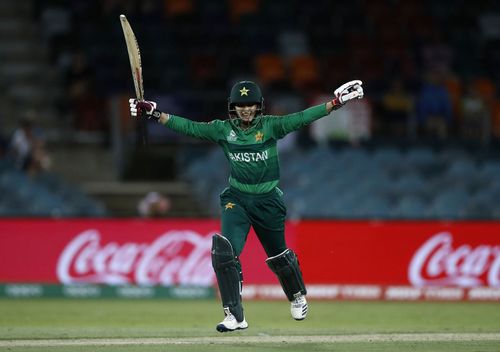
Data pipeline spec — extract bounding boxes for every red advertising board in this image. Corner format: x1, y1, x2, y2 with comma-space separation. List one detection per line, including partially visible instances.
0, 219, 280, 285
296, 221, 500, 288
1, 219, 500, 301
0, 219, 218, 285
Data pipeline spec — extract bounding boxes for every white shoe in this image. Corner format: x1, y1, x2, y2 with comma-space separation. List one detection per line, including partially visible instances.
291, 293, 308, 320
216, 307, 248, 332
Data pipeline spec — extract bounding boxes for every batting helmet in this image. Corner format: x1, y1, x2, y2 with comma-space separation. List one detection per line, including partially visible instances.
227, 80, 264, 118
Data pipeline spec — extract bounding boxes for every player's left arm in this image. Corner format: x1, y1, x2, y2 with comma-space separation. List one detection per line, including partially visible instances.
271, 80, 364, 138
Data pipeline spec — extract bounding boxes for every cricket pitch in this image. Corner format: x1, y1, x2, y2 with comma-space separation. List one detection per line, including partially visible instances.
2, 333, 500, 347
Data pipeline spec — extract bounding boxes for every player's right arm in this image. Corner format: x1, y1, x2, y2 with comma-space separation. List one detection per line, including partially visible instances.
129, 99, 222, 142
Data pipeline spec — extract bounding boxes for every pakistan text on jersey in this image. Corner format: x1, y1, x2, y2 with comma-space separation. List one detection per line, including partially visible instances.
228, 150, 269, 162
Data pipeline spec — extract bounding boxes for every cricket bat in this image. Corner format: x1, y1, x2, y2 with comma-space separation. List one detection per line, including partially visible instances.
120, 14, 147, 145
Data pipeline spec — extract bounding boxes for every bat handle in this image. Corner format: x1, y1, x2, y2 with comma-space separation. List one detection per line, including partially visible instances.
141, 116, 148, 146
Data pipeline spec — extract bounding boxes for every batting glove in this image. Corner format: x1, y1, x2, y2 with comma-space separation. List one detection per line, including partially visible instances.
129, 99, 162, 121
331, 80, 364, 109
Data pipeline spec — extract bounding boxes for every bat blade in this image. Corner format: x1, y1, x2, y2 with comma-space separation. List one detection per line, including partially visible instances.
120, 14, 144, 101
120, 14, 147, 145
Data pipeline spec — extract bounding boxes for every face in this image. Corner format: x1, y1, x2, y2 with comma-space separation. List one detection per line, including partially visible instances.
235, 104, 258, 125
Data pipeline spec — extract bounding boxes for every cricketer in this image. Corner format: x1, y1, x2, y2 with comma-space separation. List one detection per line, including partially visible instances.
129, 79, 364, 332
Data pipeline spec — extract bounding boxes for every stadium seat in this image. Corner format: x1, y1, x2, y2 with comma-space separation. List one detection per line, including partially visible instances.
446, 159, 477, 181
278, 31, 310, 59
372, 147, 404, 168
227, 0, 260, 22
268, 94, 305, 115
404, 147, 436, 170
479, 160, 500, 177
325, 193, 364, 219
289, 55, 321, 89
472, 77, 496, 103
392, 174, 427, 198
189, 54, 218, 83
254, 53, 287, 86
322, 54, 350, 84
352, 196, 392, 219
491, 99, 500, 139
164, 0, 194, 18
466, 189, 495, 219
394, 195, 428, 219
428, 189, 469, 219
443, 77, 463, 116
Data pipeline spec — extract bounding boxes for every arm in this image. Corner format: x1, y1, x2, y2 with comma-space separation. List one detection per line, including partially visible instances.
129, 99, 221, 142
271, 80, 364, 137
271, 104, 329, 138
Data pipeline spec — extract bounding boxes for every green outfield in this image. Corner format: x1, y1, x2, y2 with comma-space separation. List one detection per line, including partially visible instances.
1, 299, 499, 351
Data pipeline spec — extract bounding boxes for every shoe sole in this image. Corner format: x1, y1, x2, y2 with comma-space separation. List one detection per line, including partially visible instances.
216, 324, 248, 333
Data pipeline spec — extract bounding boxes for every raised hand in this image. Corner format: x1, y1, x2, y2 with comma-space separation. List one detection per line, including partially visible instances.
129, 99, 162, 121
331, 80, 364, 108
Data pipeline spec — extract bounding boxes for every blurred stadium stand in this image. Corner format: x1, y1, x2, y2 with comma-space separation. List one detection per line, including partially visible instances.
0, 158, 106, 217
182, 143, 500, 220
1, 0, 500, 218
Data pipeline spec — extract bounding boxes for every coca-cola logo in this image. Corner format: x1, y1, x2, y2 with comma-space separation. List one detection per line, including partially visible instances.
57, 229, 215, 286
409, 232, 500, 287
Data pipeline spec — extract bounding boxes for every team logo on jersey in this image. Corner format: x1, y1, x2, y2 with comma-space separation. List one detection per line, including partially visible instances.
255, 131, 264, 142
239, 87, 249, 96
227, 130, 237, 142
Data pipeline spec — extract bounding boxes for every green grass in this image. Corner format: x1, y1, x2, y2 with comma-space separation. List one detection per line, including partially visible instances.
4, 342, 500, 352
1, 299, 499, 351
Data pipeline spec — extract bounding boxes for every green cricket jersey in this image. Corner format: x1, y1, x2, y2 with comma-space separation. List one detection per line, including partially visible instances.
164, 104, 329, 194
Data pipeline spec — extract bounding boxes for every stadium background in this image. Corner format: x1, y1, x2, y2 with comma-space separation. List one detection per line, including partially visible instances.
0, 0, 500, 315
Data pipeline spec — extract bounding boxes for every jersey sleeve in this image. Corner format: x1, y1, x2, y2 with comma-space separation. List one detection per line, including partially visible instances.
267, 103, 329, 139
163, 115, 223, 142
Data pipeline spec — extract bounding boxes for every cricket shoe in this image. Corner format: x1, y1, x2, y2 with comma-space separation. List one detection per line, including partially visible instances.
216, 307, 248, 332
291, 293, 308, 320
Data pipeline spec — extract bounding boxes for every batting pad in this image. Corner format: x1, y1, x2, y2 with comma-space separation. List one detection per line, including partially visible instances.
211, 234, 244, 322
266, 249, 307, 301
